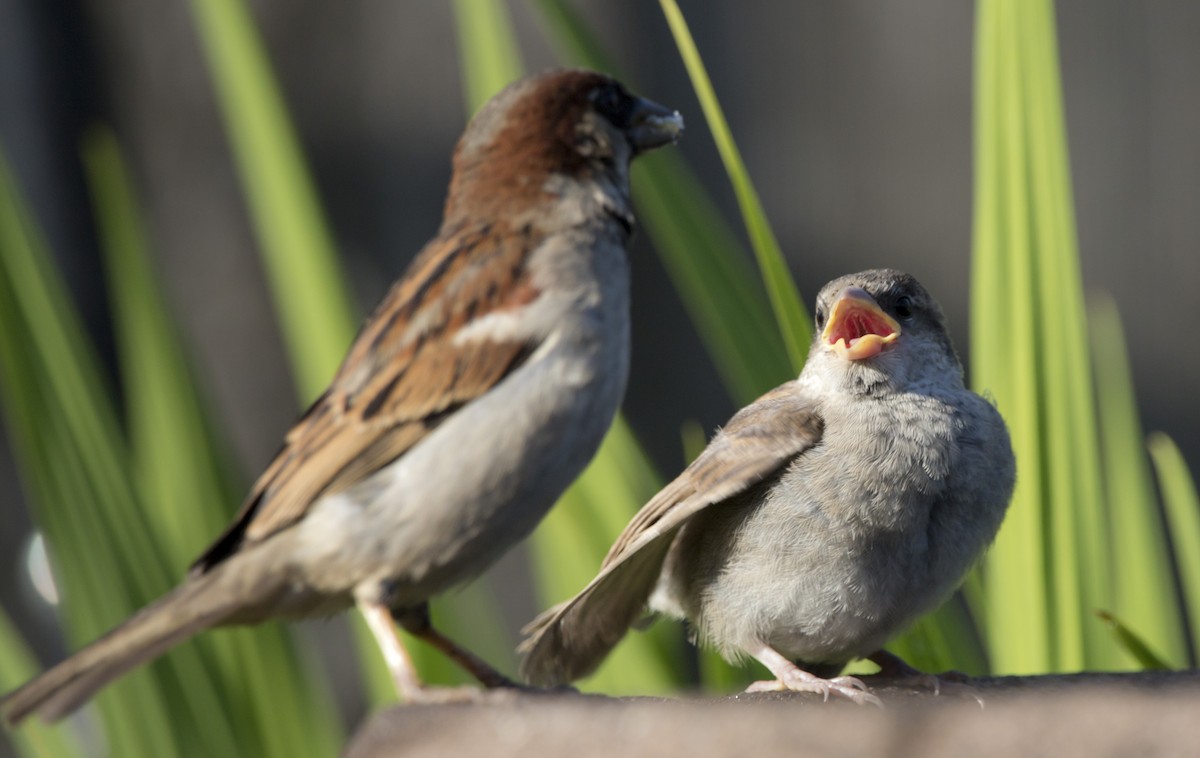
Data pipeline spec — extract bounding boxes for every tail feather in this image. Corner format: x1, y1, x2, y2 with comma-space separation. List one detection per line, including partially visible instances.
518, 535, 673, 686
1, 566, 257, 725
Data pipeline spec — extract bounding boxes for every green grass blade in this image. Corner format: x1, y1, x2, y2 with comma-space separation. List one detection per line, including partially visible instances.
1016, 0, 1082, 673
82, 127, 235, 561
631, 158, 792, 401
656, 0, 810, 369
889, 594, 989, 676
1027, 0, 1108, 666
0, 608, 85, 757
1089, 295, 1187, 667
7, 133, 346, 754
971, 0, 1050, 674
1147, 433, 1200, 659
453, 0, 525, 113
186, 0, 357, 400
81, 125, 245, 758
0, 149, 178, 756
1094, 611, 1170, 671
971, 0, 1120, 674
82, 127, 343, 756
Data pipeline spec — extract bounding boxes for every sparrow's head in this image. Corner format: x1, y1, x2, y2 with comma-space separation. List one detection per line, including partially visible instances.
444, 70, 683, 225
801, 269, 962, 395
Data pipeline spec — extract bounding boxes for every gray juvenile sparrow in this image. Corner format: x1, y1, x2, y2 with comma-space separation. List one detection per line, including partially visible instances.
1, 69, 682, 724
520, 269, 1015, 704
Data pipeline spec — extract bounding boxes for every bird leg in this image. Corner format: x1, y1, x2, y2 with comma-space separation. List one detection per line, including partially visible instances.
865, 650, 982, 706
744, 641, 883, 707
358, 599, 425, 701
395, 605, 520, 690
868, 649, 942, 680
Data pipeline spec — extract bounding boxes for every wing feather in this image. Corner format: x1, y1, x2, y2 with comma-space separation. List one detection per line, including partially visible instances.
192, 221, 542, 573
520, 382, 823, 685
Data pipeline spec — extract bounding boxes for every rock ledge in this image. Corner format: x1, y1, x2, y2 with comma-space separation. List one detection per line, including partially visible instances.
346, 671, 1200, 757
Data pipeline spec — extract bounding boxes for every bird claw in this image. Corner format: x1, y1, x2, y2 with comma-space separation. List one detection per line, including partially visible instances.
745, 672, 883, 707
744, 643, 883, 706
864, 651, 983, 707
875, 674, 985, 708
830, 674, 871, 692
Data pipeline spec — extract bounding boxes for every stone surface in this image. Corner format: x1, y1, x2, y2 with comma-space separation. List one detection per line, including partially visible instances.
345, 672, 1200, 758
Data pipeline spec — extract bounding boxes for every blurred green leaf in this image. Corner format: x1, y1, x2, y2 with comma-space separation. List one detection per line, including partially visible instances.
890, 594, 988, 676
85, 126, 343, 756
1088, 294, 1187, 667
453, 0, 525, 113
83, 126, 235, 564
657, 0, 810, 370
1, 146, 182, 756
1094, 611, 1170, 671
971, 0, 1114, 674
969, 0, 1044, 674
187, 0, 357, 400
1148, 433, 1200, 660
0, 125, 346, 755
0, 607, 84, 757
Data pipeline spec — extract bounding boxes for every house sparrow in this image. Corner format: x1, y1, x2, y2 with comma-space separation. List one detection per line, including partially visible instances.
520, 269, 1014, 704
1, 69, 682, 724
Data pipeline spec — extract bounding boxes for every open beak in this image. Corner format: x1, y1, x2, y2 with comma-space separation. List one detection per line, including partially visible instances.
821, 286, 901, 361
626, 97, 684, 153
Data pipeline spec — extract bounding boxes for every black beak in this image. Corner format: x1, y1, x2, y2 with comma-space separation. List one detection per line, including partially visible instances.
626, 97, 684, 153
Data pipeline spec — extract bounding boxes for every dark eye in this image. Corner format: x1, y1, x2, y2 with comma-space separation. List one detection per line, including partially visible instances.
894, 295, 914, 321
815, 307, 827, 330
590, 84, 633, 125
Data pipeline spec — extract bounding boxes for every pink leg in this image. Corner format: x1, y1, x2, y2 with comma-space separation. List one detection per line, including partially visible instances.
359, 599, 424, 701
744, 642, 882, 707
399, 613, 518, 689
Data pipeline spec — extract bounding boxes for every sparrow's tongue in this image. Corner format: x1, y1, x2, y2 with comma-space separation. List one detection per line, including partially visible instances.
822, 286, 901, 361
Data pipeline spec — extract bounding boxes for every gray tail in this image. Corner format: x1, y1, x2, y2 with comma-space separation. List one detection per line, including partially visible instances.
1, 568, 251, 725
518, 536, 673, 686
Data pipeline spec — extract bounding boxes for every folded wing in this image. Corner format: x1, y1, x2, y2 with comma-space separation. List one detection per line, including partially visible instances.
519, 382, 823, 685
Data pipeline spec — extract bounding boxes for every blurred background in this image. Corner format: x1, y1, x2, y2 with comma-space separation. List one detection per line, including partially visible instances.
1, 0, 1197, 735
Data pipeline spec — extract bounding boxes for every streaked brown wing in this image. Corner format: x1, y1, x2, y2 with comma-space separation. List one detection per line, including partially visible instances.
192, 221, 543, 573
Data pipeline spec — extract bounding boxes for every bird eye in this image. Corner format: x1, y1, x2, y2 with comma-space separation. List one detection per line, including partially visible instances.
894, 296, 914, 321
815, 308, 827, 330
590, 84, 632, 124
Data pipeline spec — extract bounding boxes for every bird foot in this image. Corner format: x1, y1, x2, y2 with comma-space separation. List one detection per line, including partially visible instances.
744, 641, 883, 706
745, 672, 883, 707
865, 672, 984, 707
864, 650, 983, 707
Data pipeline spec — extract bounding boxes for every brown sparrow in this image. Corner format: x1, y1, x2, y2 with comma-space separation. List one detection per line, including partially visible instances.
520, 269, 1014, 705
1, 69, 682, 724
